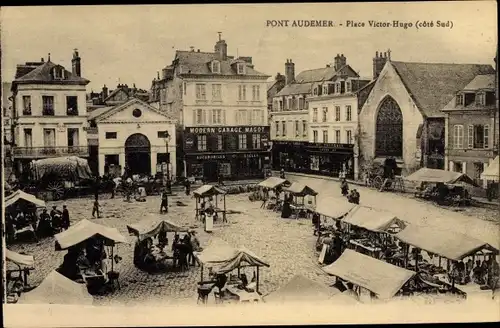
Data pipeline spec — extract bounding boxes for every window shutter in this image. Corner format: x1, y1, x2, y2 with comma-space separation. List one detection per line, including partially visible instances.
207, 109, 213, 124
193, 109, 197, 125
261, 110, 265, 125
222, 109, 226, 124
202, 109, 207, 124
462, 162, 467, 174
448, 161, 454, 171
484, 125, 489, 149
467, 125, 473, 148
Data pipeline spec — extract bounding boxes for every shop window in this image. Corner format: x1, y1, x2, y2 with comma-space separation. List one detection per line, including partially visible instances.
105, 132, 117, 139
197, 135, 207, 151
219, 163, 231, 177
238, 134, 247, 149
217, 135, 223, 150
252, 134, 261, 149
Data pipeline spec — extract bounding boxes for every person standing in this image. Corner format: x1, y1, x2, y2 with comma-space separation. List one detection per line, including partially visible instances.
260, 188, 269, 209
280, 168, 285, 179
160, 189, 169, 213
62, 205, 70, 231
185, 178, 191, 196
92, 197, 101, 218
93, 176, 100, 201
340, 178, 349, 197
188, 230, 200, 266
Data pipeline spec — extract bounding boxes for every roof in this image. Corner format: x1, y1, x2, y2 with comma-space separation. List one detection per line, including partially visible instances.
394, 224, 496, 261
405, 168, 476, 185
258, 177, 289, 189
283, 182, 318, 196
193, 184, 226, 198
342, 205, 406, 233
127, 217, 189, 241
14, 61, 44, 79
481, 156, 499, 181
322, 249, 415, 299
463, 74, 496, 91
54, 219, 127, 250
315, 201, 356, 220
264, 275, 333, 303
18, 271, 93, 305
87, 106, 114, 120
6, 249, 35, 268
390, 61, 495, 118
276, 82, 314, 96
89, 97, 176, 122
175, 51, 269, 77
214, 246, 270, 274
13, 60, 89, 85
194, 238, 237, 265
5, 190, 46, 208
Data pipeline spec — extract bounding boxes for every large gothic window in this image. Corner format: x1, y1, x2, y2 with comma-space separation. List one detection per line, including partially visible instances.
375, 96, 403, 157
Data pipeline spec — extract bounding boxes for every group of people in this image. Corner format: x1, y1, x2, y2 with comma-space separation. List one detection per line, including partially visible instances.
38, 205, 71, 237
452, 256, 500, 289
58, 236, 108, 281
340, 179, 360, 204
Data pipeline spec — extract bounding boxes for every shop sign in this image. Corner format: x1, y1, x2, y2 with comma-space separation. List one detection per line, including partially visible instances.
186, 126, 269, 134
195, 154, 226, 160
185, 137, 194, 148
243, 153, 259, 158
308, 142, 354, 149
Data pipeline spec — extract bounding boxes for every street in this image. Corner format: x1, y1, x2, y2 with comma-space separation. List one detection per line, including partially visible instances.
8, 176, 500, 306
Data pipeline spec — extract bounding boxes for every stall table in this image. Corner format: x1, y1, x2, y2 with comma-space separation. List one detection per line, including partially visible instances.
349, 239, 383, 258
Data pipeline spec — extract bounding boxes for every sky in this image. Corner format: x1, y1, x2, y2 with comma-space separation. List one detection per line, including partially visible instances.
1, 2, 497, 92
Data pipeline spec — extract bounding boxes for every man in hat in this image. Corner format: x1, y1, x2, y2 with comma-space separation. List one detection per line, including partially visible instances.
50, 205, 62, 234
188, 230, 200, 266
62, 205, 70, 231
160, 188, 169, 213
38, 208, 52, 237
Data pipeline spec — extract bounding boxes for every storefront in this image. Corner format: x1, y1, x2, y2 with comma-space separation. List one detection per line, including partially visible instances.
183, 126, 271, 181
271, 141, 310, 172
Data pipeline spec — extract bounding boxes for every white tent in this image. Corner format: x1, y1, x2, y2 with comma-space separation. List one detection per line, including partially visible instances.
481, 156, 499, 181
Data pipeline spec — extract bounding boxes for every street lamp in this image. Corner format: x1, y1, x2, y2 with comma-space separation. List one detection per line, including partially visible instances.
162, 130, 171, 193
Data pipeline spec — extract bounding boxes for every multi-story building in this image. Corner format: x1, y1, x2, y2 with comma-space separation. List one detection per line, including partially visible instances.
267, 73, 286, 112
307, 55, 371, 179
442, 73, 496, 185
11, 50, 90, 177
150, 34, 271, 181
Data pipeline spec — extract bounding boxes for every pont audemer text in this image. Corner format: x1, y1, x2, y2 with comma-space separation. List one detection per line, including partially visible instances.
266, 20, 335, 27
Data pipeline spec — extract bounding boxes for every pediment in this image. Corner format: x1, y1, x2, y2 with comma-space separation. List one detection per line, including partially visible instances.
99, 99, 171, 123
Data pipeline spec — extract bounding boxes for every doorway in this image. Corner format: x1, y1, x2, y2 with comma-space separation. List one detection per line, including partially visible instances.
203, 161, 218, 182
125, 133, 151, 175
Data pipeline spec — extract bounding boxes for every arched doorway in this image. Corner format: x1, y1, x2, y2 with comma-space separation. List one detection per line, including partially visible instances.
375, 96, 403, 157
125, 133, 151, 175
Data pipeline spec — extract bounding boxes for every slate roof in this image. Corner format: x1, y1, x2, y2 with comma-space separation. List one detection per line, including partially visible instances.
13, 61, 89, 85
15, 62, 44, 79
276, 82, 314, 96
87, 106, 115, 121
174, 51, 269, 77
391, 61, 495, 118
462, 74, 496, 91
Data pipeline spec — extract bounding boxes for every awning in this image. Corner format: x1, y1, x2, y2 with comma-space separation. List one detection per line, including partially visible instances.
5, 190, 46, 208
17, 271, 93, 305
55, 219, 128, 250
394, 224, 497, 261
315, 201, 356, 220
6, 249, 35, 268
322, 249, 415, 299
264, 274, 333, 303
258, 177, 289, 189
127, 218, 189, 241
342, 205, 406, 232
405, 168, 476, 185
193, 184, 227, 198
481, 156, 499, 181
283, 182, 318, 196
214, 247, 270, 274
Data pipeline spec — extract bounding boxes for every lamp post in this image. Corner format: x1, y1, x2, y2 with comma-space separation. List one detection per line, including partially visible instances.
162, 130, 171, 193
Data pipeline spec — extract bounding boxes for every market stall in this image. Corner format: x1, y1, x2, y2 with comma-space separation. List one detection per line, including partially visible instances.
5, 190, 46, 242
394, 224, 499, 297
127, 218, 189, 273
263, 274, 333, 303
282, 182, 318, 219
481, 156, 499, 181
17, 270, 93, 305
5, 249, 35, 303
194, 238, 270, 304
54, 219, 128, 295
253, 177, 289, 209
193, 185, 227, 226
323, 249, 416, 300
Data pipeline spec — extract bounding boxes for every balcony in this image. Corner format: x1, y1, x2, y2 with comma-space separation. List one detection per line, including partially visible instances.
13, 146, 89, 159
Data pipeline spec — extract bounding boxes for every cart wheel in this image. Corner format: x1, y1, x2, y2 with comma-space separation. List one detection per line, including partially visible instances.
372, 176, 384, 190
47, 181, 65, 200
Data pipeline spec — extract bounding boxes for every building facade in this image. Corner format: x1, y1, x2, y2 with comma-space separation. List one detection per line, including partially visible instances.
442, 74, 496, 184
150, 35, 270, 181
88, 98, 176, 177
359, 51, 494, 176
11, 51, 90, 177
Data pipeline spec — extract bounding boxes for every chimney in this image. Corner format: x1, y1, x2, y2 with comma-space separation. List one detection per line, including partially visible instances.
102, 84, 108, 102
340, 54, 347, 67
214, 32, 228, 60
197, 49, 200, 52
275, 72, 285, 83
373, 49, 390, 80
71, 48, 81, 77
285, 59, 295, 85
157, 71, 160, 79
334, 54, 341, 71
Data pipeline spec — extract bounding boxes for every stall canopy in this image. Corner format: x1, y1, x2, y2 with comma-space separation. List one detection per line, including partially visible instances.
258, 177, 289, 189
17, 271, 93, 305
127, 218, 189, 241
195, 238, 238, 265
394, 224, 497, 261
315, 201, 356, 220
214, 247, 270, 274
323, 249, 415, 299
6, 249, 35, 268
193, 184, 227, 198
264, 274, 333, 303
283, 182, 318, 196
5, 190, 46, 208
342, 206, 406, 232
405, 168, 476, 185
480, 156, 499, 181
55, 219, 128, 250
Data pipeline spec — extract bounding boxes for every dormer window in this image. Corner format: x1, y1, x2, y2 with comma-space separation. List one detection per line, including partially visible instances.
313, 87, 318, 96
456, 94, 464, 106
53, 67, 65, 80
237, 63, 245, 74
322, 85, 328, 95
346, 81, 351, 93
211, 60, 221, 74
476, 92, 485, 106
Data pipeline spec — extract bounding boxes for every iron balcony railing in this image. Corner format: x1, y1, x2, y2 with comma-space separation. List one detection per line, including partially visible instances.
13, 146, 89, 158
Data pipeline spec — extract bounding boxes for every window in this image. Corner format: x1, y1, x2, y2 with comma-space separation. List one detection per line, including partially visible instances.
252, 134, 261, 149
252, 85, 260, 101
453, 125, 464, 148
484, 125, 489, 148
468, 124, 489, 149
456, 94, 464, 106
335, 130, 341, 143
335, 83, 340, 94
453, 162, 463, 173
251, 110, 263, 125
298, 98, 304, 110
53, 67, 64, 79
287, 98, 292, 110
467, 125, 474, 148
295, 120, 300, 137
323, 85, 328, 95
476, 93, 485, 106
43, 128, 56, 147
238, 85, 247, 101
157, 131, 169, 138
132, 108, 142, 118
323, 130, 328, 143
273, 100, 279, 111
24, 129, 32, 147
237, 110, 248, 125
238, 134, 247, 149
279, 100, 283, 110
212, 84, 222, 100
67, 128, 79, 147
22, 96, 31, 115
346, 81, 351, 93
343, 105, 351, 122
197, 135, 207, 151
217, 135, 223, 150
195, 84, 206, 100
212, 109, 222, 124
42, 96, 54, 115
105, 132, 117, 139
237, 63, 245, 74
313, 108, 318, 122
282, 121, 286, 136
275, 121, 280, 137
302, 120, 307, 137
211, 61, 220, 73
346, 130, 353, 144
195, 109, 204, 124
313, 130, 318, 142
322, 107, 328, 122
335, 106, 341, 121
313, 88, 318, 96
